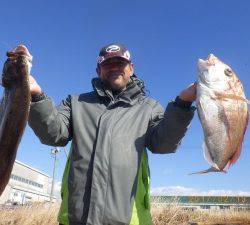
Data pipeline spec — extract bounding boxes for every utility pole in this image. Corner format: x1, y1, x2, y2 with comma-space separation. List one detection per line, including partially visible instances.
63, 147, 68, 159
50, 147, 60, 202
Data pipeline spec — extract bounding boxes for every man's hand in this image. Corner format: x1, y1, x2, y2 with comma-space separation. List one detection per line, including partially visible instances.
29, 75, 42, 95
179, 82, 197, 102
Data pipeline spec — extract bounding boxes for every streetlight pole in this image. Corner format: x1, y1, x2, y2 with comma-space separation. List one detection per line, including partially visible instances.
50, 147, 60, 202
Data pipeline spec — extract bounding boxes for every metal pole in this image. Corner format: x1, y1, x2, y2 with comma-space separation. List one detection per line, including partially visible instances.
50, 147, 59, 202
63, 147, 68, 159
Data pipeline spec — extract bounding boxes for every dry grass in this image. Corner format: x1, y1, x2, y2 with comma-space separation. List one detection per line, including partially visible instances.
151, 201, 250, 225
0, 202, 250, 225
0, 202, 59, 225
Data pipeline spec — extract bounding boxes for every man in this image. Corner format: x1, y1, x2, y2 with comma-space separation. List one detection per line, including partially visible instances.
28, 43, 196, 225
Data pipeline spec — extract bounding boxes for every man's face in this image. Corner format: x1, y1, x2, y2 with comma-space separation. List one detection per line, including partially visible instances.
97, 57, 134, 91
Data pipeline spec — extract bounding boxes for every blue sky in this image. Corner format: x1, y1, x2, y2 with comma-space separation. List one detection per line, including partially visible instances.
1, 0, 250, 196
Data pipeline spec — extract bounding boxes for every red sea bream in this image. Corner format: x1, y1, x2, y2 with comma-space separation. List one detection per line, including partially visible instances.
192, 54, 248, 174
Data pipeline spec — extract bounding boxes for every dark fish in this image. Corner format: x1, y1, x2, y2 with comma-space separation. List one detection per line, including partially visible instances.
0, 45, 31, 195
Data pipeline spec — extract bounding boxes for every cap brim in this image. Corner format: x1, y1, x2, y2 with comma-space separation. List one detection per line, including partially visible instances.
98, 55, 130, 65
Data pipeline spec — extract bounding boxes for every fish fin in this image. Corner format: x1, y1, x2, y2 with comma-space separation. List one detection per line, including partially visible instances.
203, 142, 219, 169
228, 111, 249, 169
228, 144, 243, 169
188, 166, 227, 175
242, 98, 250, 104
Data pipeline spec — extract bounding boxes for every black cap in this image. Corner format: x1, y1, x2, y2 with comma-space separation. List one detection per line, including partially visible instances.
97, 43, 131, 65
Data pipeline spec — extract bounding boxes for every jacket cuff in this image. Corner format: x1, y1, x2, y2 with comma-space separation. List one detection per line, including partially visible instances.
31, 92, 47, 102
173, 96, 193, 109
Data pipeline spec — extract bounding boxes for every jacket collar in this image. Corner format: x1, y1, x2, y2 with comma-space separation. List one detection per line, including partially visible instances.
92, 75, 145, 105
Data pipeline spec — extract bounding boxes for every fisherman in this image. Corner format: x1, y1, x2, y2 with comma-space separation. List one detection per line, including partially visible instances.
28, 43, 196, 225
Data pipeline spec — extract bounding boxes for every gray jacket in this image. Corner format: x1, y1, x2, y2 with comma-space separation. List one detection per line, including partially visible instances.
28, 76, 195, 225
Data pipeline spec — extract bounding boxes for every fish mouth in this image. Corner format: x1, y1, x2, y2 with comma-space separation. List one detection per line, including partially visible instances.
206, 53, 218, 65
7, 44, 33, 62
198, 53, 218, 67
198, 58, 207, 71
197, 55, 214, 84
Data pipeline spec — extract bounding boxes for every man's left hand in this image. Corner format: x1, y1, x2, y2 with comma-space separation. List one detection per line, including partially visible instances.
179, 82, 197, 102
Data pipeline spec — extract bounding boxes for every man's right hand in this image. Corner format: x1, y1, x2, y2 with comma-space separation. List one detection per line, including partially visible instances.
29, 75, 42, 95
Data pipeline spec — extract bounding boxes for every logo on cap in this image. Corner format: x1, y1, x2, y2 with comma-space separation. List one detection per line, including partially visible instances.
123, 50, 130, 60
106, 45, 120, 53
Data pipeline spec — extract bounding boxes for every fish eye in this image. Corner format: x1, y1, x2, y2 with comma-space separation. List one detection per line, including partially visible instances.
224, 68, 233, 77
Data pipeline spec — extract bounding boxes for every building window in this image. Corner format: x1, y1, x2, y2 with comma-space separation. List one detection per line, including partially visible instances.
201, 205, 210, 210
219, 205, 230, 210
10, 174, 43, 189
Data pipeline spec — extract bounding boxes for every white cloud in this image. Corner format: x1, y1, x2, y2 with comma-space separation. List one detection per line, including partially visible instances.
162, 169, 173, 175
151, 186, 250, 196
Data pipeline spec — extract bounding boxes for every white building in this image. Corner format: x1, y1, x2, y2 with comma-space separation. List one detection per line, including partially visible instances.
151, 196, 250, 211
0, 160, 55, 205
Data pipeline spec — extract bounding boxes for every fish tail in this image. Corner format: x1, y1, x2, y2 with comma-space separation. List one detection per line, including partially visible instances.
188, 166, 227, 175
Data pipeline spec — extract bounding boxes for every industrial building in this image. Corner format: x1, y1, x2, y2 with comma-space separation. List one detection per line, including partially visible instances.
151, 196, 250, 211
0, 160, 54, 205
